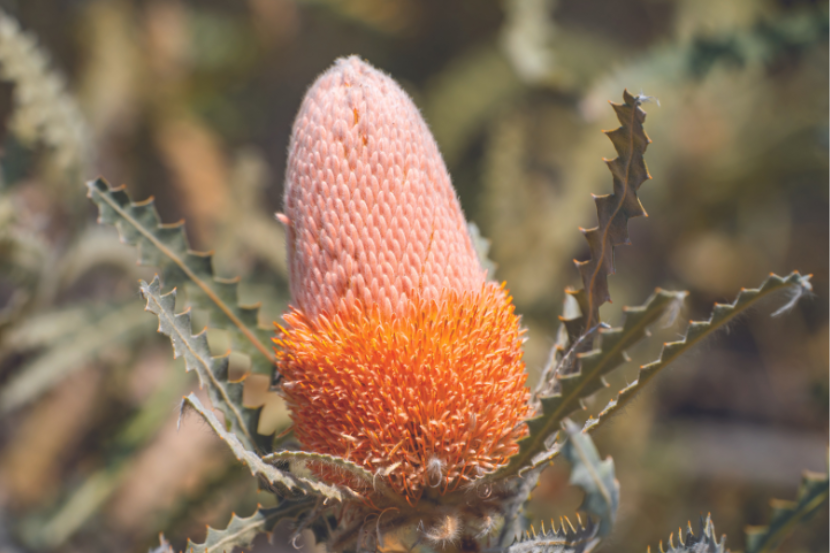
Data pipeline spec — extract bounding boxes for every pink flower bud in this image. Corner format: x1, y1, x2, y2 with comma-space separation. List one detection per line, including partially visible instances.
275, 57, 530, 503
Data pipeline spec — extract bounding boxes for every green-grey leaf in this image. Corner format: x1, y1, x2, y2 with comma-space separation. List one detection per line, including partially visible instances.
494, 288, 685, 480
185, 501, 317, 553
0, 300, 153, 413
467, 222, 497, 279
180, 393, 352, 501
744, 469, 829, 553
583, 272, 812, 436
149, 535, 175, 553
560, 420, 618, 537
140, 277, 258, 450
86, 178, 275, 374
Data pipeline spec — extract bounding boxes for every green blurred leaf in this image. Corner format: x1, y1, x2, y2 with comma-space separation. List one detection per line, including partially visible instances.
0, 300, 153, 413
745, 469, 829, 553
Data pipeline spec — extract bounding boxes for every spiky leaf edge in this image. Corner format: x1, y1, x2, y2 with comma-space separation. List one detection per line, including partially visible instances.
582, 272, 812, 436
575, 89, 652, 329
86, 178, 275, 374
744, 468, 829, 553
490, 288, 686, 481
141, 277, 259, 450
650, 514, 728, 553
181, 393, 355, 501
505, 515, 599, 553
184, 499, 319, 553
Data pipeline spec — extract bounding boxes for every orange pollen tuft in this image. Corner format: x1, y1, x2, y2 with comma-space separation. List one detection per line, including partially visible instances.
274, 282, 531, 503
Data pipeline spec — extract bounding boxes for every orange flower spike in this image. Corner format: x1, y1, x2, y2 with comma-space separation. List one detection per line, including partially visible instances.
275, 56, 531, 503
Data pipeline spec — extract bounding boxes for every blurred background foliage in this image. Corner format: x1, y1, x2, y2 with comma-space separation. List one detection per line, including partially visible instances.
0, 0, 825, 552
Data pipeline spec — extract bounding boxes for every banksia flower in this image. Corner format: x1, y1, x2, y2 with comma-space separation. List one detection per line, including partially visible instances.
275, 56, 530, 503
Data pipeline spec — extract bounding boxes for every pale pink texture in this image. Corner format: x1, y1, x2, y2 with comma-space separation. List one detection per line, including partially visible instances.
282, 56, 485, 320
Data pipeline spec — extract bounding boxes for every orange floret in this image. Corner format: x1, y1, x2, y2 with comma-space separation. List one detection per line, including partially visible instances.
275, 283, 530, 503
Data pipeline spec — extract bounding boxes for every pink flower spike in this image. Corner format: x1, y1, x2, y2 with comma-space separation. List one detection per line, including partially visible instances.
282, 55, 486, 320
275, 56, 530, 503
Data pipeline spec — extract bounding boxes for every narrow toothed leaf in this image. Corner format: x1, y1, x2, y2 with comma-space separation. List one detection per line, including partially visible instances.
574, 89, 652, 327
140, 277, 258, 450
181, 393, 355, 501
744, 468, 828, 553
583, 272, 812, 436
86, 178, 275, 375
496, 289, 685, 479
560, 421, 618, 538
185, 501, 318, 553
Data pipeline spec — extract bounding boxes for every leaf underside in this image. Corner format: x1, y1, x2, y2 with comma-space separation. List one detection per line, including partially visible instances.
86, 178, 275, 375
560, 421, 618, 538
262, 450, 374, 488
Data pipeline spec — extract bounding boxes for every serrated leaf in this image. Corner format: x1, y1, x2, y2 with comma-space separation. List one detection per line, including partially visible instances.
575, 89, 652, 328
507, 515, 599, 553
744, 469, 829, 553
185, 501, 316, 553
140, 277, 258, 450
86, 178, 275, 375
652, 514, 728, 553
583, 272, 812, 436
181, 393, 353, 502
560, 421, 618, 538
495, 288, 685, 479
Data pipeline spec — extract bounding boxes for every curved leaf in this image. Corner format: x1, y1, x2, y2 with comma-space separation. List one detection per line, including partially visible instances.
140, 277, 258, 450
262, 450, 374, 488
745, 468, 828, 553
575, 90, 652, 328
185, 501, 317, 553
560, 420, 618, 538
495, 288, 685, 480
181, 393, 355, 502
583, 272, 812, 436
87, 178, 275, 374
